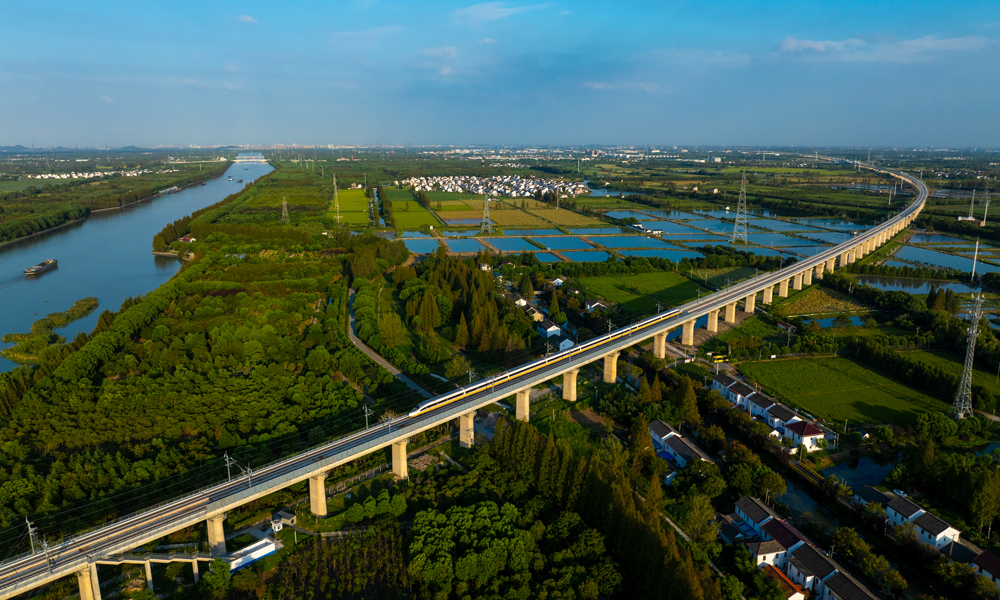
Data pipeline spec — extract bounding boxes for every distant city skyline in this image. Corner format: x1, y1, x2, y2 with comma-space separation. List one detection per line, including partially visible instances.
2, 0, 998, 147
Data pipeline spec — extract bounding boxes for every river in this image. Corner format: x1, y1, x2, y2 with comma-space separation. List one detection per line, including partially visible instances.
0, 161, 274, 372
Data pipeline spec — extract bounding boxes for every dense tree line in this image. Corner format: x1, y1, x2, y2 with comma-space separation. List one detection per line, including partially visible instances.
0, 203, 87, 243
919, 213, 1000, 245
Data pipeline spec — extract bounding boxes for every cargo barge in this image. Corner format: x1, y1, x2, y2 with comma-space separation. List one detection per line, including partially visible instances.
24, 259, 57, 276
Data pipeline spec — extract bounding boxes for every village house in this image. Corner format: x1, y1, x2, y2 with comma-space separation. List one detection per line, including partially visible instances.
585, 299, 607, 312
711, 373, 737, 396
536, 319, 561, 338
785, 421, 826, 452
885, 495, 962, 550
973, 550, 1000, 590
734, 496, 779, 536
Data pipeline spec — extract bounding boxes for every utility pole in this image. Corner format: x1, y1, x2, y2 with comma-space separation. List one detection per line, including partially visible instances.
26, 517, 38, 554
281, 197, 290, 224
480, 194, 493, 234
953, 292, 984, 419
363, 405, 374, 430
224, 452, 237, 482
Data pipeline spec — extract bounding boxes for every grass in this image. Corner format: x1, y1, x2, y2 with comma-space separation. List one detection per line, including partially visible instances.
339, 211, 372, 225
781, 286, 869, 316
739, 356, 950, 425
907, 349, 1000, 398
393, 205, 441, 228
528, 208, 603, 226
440, 209, 550, 227
0, 181, 28, 192
580, 271, 707, 313
384, 189, 415, 201
336, 189, 370, 211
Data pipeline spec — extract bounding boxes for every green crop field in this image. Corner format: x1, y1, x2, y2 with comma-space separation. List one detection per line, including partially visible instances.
392, 204, 441, 228
739, 357, 950, 425
339, 211, 371, 225
336, 189, 370, 211
0, 181, 28, 192
579, 271, 706, 313
384, 188, 415, 201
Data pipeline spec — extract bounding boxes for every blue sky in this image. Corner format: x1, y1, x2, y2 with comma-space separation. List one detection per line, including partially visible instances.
2, 1, 998, 147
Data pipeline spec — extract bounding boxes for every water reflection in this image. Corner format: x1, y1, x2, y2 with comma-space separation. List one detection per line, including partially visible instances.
855, 275, 974, 294
822, 455, 898, 488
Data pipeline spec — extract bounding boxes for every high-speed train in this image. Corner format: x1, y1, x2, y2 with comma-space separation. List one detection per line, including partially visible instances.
408, 307, 683, 417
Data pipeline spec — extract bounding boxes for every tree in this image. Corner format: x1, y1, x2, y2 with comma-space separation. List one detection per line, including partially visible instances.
755, 470, 787, 503
682, 494, 720, 549
445, 355, 472, 380
379, 312, 405, 348
970, 466, 1000, 534
201, 558, 232, 598
455, 312, 469, 348
306, 346, 331, 372
674, 377, 701, 428
518, 272, 534, 298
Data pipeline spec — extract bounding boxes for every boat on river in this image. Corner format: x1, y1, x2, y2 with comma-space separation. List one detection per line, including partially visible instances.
24, 259, 57, 276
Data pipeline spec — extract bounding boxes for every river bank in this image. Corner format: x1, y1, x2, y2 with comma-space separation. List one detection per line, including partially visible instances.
0, 218, 86, 251
0, 161, 273, 373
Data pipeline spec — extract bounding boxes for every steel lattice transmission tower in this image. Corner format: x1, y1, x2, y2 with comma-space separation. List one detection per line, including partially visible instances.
333, 175, 342, 224
953, 292, 984, 419
281, 196, 290, 224
730, 172, 749, 244
480, 194, 492, 235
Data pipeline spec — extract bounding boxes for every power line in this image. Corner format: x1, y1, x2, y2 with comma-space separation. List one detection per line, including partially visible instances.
730, 172, 748, 244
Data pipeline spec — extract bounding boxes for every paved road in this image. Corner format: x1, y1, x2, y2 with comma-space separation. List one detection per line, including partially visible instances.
347, 288, 432, 399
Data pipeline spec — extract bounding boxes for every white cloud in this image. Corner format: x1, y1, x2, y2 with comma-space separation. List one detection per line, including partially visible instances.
479, 37, 497, 44
559, 10, 570, 15
421, 46, 458, 59
100, 95, 114, 103
440, 66, 453, 76
452, 2, 549, 25
583, 82, 611, 90
779, 35, 989, 63
237, 15, 257, 24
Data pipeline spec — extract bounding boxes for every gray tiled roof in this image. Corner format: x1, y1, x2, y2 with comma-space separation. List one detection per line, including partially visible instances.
746, 539, 785, 556
767, 404, 797, 423
825, 572, 878, 600
649, 419, 677, 440
735, 496, 779, 526
664, 435, 711, 463
887, 496, 921, 518
788, 544, 837, 580
914, 511, 954, 537
748, 393, 775, 410
729, 382, 754, 397
713, 373, 737, 387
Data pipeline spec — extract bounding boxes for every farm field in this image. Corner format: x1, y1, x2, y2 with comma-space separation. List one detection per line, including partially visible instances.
781, 286, 868, 315
440, 209, 550, 228
528, 208, 602, 226
0, 181, 28, 192
739, 357, 950, 425
579, 271, 706, 314
337, 189, 370, 211
339, 211, 371, 225
384, 189, 415, 201
393, 204, 441, 228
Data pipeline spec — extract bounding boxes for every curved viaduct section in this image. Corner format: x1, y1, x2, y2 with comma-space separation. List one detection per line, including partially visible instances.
0, 160, 926, 600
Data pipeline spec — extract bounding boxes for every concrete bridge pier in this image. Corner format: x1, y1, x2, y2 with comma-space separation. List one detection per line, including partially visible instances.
653, 332, 667, 359
744, 293, 756, 313
192, 560, 200, 584
145, 562, 155, 594
826, 258, 836, 274
309, 473, 328, 517
847, 249, 856, 264
778, 279, 789, 298
803, 269, 813, 286
516, 389, 530, 421
392, 438, 409, 480
813, 264, 823, 281
762, 285, 773, 304
707, 309, 719, 332
460, 411, 476, 447
207, 513, 227, 558
603, 352, 619, 383
724, 302, 737, 324
682, 320, 695, 345
77, 565, 100, 600
792, 273, 803, 291
839, 252, 849, 268
562, 369, 579, 401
